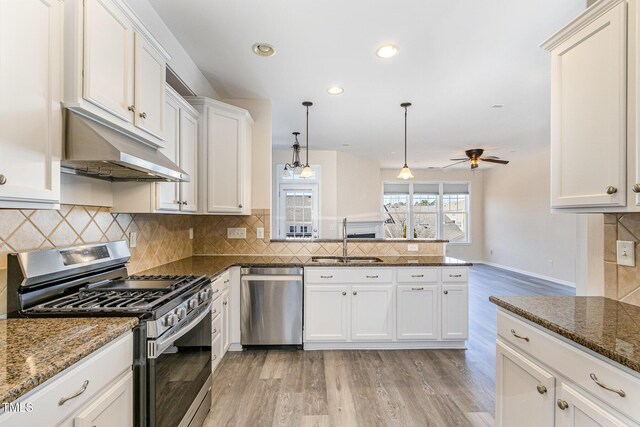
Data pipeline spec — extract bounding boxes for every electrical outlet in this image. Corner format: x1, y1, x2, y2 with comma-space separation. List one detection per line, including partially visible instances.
227, 227, 247, 239
129, 231, 137, 248
189, 228, 194, 240
257, 227, 265, 239
407, 243, 419, 252
617, 240, 635, 267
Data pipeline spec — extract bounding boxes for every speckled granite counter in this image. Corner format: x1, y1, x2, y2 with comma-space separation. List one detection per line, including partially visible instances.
0, 317, 138, 404
138, 255, 472, 278
490, 296, 640, 373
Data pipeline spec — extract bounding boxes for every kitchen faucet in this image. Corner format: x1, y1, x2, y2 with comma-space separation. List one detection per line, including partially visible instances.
343, 217, 348, 258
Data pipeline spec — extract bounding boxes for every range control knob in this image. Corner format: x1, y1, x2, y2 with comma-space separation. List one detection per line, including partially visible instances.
188, 299, 198, 310
175, 307, 187, 320
164, 314, 178, 327
199, 288, 212, 302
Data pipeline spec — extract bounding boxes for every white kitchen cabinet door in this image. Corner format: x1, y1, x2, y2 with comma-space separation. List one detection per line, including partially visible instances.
179, 109, 198, 212
222, 290, 230, 356
555, 382, 630, 427
212, 333, 223, 373
351, 285, 394, 341
495, 341, 556, 427
547, 1, 627, 208
0, 0, 62, 209
155, 89, 180, 212
304, 285, 349, 341
134, 32, 165, 139
82, 0, 134, 123
441, 284, 468, 340
73, 371, 133, 427
207, 107, 243, 213
396, 284, 439, 340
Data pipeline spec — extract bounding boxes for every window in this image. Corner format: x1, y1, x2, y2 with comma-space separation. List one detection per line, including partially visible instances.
382, 182, 470, 242
275, 165, 320, 239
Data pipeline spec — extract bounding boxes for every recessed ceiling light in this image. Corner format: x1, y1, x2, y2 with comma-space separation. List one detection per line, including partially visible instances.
328, 86, 344, 95
377, 44, 399, 58
252, 43, 275, 57
491, 104, 504, 108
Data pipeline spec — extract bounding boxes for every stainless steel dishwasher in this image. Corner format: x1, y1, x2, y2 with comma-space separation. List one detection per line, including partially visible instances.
240, 267, 303, 346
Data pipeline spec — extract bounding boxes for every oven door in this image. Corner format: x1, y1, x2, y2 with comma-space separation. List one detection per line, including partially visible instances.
147, 302, 212, 427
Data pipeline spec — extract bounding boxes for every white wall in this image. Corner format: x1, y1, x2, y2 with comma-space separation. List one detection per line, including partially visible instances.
224, 99, 272, 210
379, 168, 485, 262
483, 148, 578, 285
124, 0, 218, 98
336, 152, 381, 221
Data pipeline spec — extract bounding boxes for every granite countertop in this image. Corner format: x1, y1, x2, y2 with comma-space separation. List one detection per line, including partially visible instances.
138, 255, 472, 278
0, 317, 138, 404
490, 296, 640, 373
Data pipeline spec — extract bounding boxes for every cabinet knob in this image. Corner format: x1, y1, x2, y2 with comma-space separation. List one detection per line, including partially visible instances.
0, 174, 6, 185
238, 204, 243, 208
633, 184, 640, 194
128, 105, 136, 112
606, 186, 618, 195
557, 399, 569, 410
443, 290, 449, 295
537, 385, 547, 395
223, 301, 227, 306
353, 291, 357, 295
341, 291, 346, 296
139, 112, 147, 119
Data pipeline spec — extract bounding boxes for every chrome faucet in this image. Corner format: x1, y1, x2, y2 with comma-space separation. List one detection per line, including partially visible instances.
342, 217, 348, 258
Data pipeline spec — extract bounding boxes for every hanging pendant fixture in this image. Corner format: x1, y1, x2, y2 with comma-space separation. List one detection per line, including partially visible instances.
299, 101, 315, 179
397, 102, 414, 180
281, 132, 303, 178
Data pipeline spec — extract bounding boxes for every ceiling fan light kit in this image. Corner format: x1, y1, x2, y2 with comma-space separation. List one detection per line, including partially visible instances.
444, 148, 510, 170
397, 102, 414, 180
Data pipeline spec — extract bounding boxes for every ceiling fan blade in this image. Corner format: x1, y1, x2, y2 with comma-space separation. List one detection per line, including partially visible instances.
481, 158, 509, 164
449, 158, 469, 161
442, 160, 469, 169
481, 155, 500, 160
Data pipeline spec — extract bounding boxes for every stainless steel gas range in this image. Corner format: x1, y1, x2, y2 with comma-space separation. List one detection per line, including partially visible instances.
6, 241, 213, 427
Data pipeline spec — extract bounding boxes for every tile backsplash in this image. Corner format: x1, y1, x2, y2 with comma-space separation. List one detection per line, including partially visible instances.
604, 213, 640, 306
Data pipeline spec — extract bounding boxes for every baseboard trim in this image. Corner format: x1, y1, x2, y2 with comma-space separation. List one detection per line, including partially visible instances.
303, 341, 467, 350
478, 261, 576, 288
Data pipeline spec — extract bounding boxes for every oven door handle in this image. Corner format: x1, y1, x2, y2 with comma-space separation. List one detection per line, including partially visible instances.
148, 301, 213, 359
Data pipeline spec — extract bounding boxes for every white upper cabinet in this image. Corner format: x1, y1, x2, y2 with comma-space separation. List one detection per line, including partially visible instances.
65, 0, 170, 147
155, 89, 181, 212
179, 108, 198, 212
0, 0, 62, 209
188, 97, 253, 215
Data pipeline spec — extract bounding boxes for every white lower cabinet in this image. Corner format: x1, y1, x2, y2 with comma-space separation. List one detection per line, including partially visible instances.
496, 311, 640, 427
351, 285, 394, 341
71, 371, 133, 427
396, 284, 439, 340
211, 272, 231, 373
441, 284, 469, 340
222, 289, 230, 356
305, 285, 349, 341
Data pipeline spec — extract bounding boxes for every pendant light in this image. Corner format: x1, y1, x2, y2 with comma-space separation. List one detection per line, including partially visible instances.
281, 132, 303, 178
397, 102, 414, 180
299, 101, 315, 179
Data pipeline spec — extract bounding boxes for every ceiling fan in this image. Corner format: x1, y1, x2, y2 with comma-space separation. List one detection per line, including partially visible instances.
444, 149, 510, 170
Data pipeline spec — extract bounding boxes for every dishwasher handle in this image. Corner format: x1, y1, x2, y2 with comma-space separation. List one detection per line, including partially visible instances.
241, 275, 303, 282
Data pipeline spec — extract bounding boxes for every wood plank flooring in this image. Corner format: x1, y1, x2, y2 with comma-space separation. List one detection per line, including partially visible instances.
203, 265, 575, 427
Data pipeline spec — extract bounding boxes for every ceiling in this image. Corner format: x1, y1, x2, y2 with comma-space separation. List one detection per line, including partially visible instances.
149, 0, 586, 169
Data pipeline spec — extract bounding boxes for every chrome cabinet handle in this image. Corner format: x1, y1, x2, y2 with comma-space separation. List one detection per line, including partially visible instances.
510, 328, 530, 342
537, 385, 547, 394
443, 290, 449, 295
224, 279, 230, 284
320, 275, 333, 279
353, 291, 357, 295
59, 380, 89, 406
411, 274, 424, 278
128, 105, 136, 112
590, 373, 626, 397
633, 184, 640, 194
411, 287, 424, 291
213, 354, 217, 360
213, 328, 217, 334
366, 275, 378, 279
449, 274, 462, 278
557, 399, 568, 410
212, 289, 220, 294
606, 186, 618, 195
341, 291, 346, 296
212, 309, 217, 314
0, 174, 6, 185
139, 112, 147, 119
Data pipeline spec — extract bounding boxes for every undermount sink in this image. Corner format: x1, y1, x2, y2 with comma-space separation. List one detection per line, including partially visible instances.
311, 256, 383, 264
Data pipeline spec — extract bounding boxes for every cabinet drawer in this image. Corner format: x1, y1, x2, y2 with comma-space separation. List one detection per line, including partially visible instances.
212, 312, 222, 339
305, 268, 393, 284
2, 333, 133, 427
211, 296, 223, 320
211, 271, 230, 299
441, 268, 468, 282
397, 268, 439, 283
498, 311, 640, 422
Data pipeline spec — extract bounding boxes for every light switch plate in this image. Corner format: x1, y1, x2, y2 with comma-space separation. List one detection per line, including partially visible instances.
129, 231, 137, 248
617, 240, 635, 267
227, 227, 247, 239
407, 243, 419, 252
257, 227, 265, 239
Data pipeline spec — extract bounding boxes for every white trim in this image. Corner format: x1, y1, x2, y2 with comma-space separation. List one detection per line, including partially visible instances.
303, 341, 467, 350
478, 261, 576, 288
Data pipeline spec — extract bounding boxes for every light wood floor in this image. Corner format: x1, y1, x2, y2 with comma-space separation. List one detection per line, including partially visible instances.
203, 265, 574, 427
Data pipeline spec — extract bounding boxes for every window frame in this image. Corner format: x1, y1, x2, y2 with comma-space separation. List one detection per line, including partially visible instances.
381, 180, 472, 244
275, 164, 322, 239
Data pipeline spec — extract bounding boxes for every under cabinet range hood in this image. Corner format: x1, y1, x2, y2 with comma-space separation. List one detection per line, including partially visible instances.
61, 111, 189, 182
